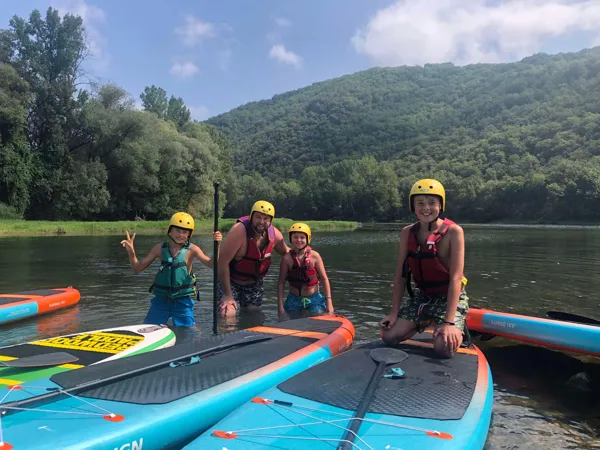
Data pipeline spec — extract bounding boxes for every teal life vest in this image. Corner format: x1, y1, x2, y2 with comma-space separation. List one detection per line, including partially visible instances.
150, 242, 197, 299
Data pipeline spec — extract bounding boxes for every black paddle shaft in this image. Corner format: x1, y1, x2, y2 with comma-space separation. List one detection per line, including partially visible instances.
547, 311, 600, 326
337, 348, 408, 450
213, 180, 220, 336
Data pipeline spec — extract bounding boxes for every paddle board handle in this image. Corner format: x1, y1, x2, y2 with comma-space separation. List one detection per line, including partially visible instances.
337, 360, 387, 449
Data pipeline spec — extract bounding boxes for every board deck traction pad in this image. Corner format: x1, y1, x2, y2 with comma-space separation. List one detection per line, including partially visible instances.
0, 316, 353, 450
0, 289, 68, 306
47, 318, 344, 404
190, 332, 491, 450
0, 317, 345, 401
278, 333, 477, 420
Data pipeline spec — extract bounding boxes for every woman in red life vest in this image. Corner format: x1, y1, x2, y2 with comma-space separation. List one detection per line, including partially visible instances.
277, 222, 334, 320
379, 179, 469, 358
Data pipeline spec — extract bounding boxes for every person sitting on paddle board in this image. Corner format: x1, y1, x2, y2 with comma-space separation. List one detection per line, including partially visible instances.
379, 179, 469, 358
217, 200, 289, 316
120, 212, 222, 327
277, 223, 334, 319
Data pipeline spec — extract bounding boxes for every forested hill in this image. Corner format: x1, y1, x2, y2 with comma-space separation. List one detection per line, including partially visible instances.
209, 47, 600, 223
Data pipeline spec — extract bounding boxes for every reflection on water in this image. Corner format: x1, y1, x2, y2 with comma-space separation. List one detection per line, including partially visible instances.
0, 227, 599, 448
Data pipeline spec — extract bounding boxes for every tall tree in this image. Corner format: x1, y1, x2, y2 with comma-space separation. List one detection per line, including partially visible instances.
5, 7, 91, 219
0, 63, 32, 214
166, 95, 191, 129
140, 85, 168, 117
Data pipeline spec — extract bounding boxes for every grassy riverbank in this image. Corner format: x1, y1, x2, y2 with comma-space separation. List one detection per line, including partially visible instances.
0, 219, 360, 237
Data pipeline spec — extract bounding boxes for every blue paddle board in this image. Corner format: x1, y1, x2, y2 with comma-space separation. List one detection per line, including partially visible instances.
189, 332, 493, 449
0, 316, 354, 450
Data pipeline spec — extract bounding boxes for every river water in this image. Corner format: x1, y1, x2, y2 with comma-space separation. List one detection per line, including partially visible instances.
1, 225, 599, 448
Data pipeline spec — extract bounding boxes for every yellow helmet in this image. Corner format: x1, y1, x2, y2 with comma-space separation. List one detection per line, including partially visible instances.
168, 212, 195, 237
289, 222, 311, 244
250, 200, 275, 219
409, 179, 446, 212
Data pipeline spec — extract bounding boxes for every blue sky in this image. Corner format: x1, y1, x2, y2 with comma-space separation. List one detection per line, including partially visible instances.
2, 1, 600, 120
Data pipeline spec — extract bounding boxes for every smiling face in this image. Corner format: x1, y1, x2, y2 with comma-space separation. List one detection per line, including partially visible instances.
169, 226, 191, 244
251, 211, 272, 234
290, 232, 308, 251
412, 194, 441, 224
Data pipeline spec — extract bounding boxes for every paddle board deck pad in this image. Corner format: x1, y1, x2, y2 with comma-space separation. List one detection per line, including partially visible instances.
0, 315, 354, 450
0, 288, 80, 325
467, 308, 600, 357
0, 324, 176, 388
190, 333, 493, 450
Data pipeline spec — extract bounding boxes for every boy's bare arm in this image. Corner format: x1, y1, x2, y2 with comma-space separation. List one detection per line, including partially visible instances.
124, 242, 161, 274
191, 245, 211, 267
313, 252, 333, 312
444, 225, 465, 323
273, 228, 290, 256
379, 226, 410, 330
277, 255, 291, 313
391, 227, 411, 314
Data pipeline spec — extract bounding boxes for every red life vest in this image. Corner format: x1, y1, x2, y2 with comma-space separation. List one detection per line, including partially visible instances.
287, 246, 319, 290
404, 218, 461, 296
229, 216, 275, 282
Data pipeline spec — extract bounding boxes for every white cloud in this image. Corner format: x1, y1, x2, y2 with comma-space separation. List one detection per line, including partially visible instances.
189, 105, 210, 121
269, 44, 302, 68
175, 15, 215, 47
273, 17, 292, 28
352, 0, 600, 66
52, 0, 109, 72
170, 61, 199, 79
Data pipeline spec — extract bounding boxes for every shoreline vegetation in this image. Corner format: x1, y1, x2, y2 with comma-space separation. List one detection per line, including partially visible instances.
2, 219, 600, 237
0, 219, 360, 237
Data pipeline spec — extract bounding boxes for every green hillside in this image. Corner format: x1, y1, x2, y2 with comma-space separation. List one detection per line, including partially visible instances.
208, 48, 600, 223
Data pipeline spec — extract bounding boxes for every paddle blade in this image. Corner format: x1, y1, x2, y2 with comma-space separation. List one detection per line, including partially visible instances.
547, 311, 600, 326
370, 347, 409, 364
0, 352, 79, 368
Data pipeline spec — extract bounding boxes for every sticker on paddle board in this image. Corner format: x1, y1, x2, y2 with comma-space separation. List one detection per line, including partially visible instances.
29, 331, 145, 354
